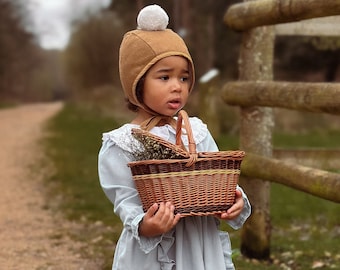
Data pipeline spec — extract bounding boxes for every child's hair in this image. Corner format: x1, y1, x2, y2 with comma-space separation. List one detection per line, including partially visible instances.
126, 76, 145, 112
118, 5, 195, 115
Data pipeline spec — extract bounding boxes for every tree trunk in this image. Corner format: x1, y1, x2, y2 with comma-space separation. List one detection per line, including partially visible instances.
224, 0, 340, 31
136, 0, 144, 11
181, 0, 192, 45
237, 23, 275, 259
173, 0, 181, 33
206, 0, 215, 70
222, 81, 340, 115
242, 153, 340, 203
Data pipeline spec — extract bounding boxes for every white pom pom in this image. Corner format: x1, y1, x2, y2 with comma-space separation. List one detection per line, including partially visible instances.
137, 5, 169, 31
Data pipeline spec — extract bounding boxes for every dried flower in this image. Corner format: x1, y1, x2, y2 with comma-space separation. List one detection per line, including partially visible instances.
131, 129, 187, 161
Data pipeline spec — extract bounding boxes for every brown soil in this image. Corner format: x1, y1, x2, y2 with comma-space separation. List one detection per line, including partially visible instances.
0, 102, 103, 270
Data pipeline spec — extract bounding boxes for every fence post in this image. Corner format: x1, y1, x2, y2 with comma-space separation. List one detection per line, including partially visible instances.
237, 25, 275, 259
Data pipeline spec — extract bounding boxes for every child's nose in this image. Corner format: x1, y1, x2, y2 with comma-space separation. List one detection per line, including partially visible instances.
171, 79, 182, 92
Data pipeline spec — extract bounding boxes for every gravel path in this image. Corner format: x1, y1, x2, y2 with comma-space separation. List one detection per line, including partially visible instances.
0, 102, 102, 270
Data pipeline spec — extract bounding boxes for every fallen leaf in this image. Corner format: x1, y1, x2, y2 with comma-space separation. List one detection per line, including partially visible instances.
312, 261, 325, 268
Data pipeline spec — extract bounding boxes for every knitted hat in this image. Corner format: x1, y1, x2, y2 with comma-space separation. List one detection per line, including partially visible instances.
119, 5, 195, 110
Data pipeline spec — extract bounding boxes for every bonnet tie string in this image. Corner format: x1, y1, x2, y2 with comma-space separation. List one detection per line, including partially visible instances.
140, 116, 177, 131
139, 115, 188, 152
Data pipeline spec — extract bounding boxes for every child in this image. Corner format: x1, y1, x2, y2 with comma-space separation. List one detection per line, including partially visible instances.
98, 5, 251, 270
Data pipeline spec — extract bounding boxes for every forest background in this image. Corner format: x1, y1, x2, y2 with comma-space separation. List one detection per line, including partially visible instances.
1, 0, 340, 269
2, 0, 340, 122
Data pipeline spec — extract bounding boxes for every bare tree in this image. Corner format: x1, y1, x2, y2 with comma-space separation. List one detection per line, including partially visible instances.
64, 12, 123, 94
0, 0, 42, 101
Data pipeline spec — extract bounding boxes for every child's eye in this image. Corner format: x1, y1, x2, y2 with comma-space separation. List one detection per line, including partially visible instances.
180, 76, 189, 82
160, 76, 169, 81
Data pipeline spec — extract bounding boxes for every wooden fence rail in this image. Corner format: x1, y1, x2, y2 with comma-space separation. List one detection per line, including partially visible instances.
223, 81, 340, 115
224, 0, 340, 31
242, 153, 340, 203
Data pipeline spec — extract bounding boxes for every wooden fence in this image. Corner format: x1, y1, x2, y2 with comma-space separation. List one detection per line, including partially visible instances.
223, 0, 340, 259
224, 0, 340, 203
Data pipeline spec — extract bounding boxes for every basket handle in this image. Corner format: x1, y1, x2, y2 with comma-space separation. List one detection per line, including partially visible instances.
176, 110, 198, 166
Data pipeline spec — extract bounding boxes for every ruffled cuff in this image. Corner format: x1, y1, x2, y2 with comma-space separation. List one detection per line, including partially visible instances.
226, 187, 251, 230
131, 213, 163, 254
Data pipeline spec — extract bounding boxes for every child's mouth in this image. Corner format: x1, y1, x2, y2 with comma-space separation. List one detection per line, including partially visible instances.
168, 99, 181, 110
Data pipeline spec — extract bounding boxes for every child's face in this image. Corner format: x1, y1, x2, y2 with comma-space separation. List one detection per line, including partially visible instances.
142, 56, 191, 117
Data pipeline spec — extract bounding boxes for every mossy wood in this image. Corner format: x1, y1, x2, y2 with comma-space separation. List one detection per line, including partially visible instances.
223, 0, 340, 262
224, 0, 340, 31
242, 153, 340, 203
237, 21, 275, 259
223, 81, 340, 115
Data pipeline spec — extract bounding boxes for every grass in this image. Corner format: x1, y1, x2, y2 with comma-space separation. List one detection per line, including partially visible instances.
43, 104, 340, 269
227, 183, 340, 269
0, 101, 20, 109
44, 103, 118, 223
216, 130, 340, 150
43, 103, 123, 268
273, 129, 340, 149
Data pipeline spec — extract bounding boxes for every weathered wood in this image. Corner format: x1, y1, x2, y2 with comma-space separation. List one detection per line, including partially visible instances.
242, 153, 340, 203
237, 23, 275, 259
276, 16, 340, 36
274, 148, 340, 171
224, 0, 340, 31
223, 81, 340, 115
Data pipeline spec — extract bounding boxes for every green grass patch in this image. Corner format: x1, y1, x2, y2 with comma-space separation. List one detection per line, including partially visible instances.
273, 129, 340, 148
0, 101, 19, 109
217, 130, 340, 150
43, 103, 123, 268
225, 184, 340, 269
44, 104, 340, 269
44, 103, 119, 224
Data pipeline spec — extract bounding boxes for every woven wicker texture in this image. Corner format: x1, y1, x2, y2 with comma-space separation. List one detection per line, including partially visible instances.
128, 110, 245, 217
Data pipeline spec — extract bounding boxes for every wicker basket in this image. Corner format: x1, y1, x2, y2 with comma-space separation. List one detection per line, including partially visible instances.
128, 110, 245, 217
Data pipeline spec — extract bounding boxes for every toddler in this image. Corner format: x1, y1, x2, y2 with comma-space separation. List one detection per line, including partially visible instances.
98, 5, 251, 270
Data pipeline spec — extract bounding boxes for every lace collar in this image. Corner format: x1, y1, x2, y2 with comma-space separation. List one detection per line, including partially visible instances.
102, 117, 208, 153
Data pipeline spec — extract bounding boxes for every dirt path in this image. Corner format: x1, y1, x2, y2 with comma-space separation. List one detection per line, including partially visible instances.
0, 102, 102, 270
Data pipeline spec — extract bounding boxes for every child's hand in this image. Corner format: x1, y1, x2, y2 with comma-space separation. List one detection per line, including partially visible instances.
216, 189, 244, 220
139, 202, 181, 237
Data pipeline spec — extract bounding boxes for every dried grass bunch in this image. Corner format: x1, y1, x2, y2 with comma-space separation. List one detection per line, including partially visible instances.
131, 128, 188, 161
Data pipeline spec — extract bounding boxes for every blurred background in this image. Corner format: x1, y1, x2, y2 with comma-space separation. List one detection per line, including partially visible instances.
1, 0, 340, 132
1, 1, 339, 269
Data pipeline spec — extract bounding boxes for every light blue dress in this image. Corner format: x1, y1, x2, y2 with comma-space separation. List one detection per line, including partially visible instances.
98, 117, 251, 270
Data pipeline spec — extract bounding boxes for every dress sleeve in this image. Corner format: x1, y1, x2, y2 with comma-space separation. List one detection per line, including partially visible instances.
226, 186, 251, 229
98, 138, 163, 253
